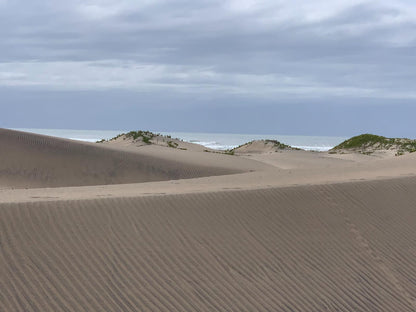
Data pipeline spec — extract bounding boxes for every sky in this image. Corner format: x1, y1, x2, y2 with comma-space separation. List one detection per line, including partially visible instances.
1, 0, 416, 137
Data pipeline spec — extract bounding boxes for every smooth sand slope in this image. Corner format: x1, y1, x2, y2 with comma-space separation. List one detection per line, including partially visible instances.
0, 129, 242, 189
1, 129, 416, 311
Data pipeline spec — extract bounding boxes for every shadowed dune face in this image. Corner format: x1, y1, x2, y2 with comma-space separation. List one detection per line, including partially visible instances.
1, 177, 416, 311
0, 129, 241, 188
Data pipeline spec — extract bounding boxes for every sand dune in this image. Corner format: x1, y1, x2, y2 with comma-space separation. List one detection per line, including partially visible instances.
2, 128, 416, 311
1, 178, 416, 311
0, 128, 242, 189
232, 139, 294, 154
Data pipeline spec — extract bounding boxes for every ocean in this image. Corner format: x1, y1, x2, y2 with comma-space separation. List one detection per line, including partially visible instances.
13, 128, 347, 152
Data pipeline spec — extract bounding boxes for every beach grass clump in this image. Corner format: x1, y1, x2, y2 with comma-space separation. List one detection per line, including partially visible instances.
124, 130, 155, 144
102, 130, 156, 144
265, 139, 292, 150
398, 140, 416, 153
167, 141, 178, 148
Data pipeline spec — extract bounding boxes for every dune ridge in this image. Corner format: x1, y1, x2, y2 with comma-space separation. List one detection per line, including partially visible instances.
1, 177, 416, 311
0, 128, 242, 189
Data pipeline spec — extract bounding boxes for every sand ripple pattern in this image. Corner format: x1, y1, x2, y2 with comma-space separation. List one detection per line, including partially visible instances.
1, 178, 416, 311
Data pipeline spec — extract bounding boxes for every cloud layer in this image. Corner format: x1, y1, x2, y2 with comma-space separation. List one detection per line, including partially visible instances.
1, 0, 416, 100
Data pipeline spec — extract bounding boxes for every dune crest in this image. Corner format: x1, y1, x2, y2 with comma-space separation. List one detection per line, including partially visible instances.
0, 128, 241, 189
99, 130, 211, 152
232, 139, 296, 154
329, 133, 416, 157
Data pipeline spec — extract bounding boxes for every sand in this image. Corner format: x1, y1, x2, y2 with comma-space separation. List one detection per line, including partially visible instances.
1, 128, 416, 311
0, 129, 244, 189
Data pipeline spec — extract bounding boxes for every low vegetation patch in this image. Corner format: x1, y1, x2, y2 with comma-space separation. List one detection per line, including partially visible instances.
231, 139, 298, 153
265, 139, 292, 150
203, 149, 235, 156
97, 130, 191, 150
167, 141, 178, 148
331, 134, 416, 156
125, 130, 155, 144
332, 134, 389, 150
269, 139, 301, 150
99, 130, 161, 144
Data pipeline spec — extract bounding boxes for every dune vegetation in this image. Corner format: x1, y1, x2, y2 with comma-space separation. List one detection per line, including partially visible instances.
331, 134, 416, 155
231, 139, 298, 154
98, 130, 157, 144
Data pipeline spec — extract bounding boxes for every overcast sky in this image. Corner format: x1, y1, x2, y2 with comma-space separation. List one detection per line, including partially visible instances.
1, 0, 416, 137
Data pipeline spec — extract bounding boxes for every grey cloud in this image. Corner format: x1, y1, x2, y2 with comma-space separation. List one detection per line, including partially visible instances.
1, 0, 416, 119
